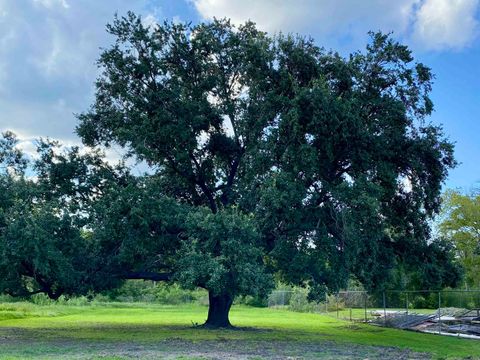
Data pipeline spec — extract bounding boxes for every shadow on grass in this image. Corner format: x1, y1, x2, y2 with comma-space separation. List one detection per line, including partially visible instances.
0, 326, 431, 360
0, 323, 280, 344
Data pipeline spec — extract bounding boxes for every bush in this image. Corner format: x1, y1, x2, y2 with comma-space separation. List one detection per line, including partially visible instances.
153, 284, 199, 304
235, 295, 268, 307
65, 296, 90, 306
30, 293, 54, 306
0, 294, 16, 303
91, 294, 111, 303
1, 281, 208, 306
101, 280, 207, 305
288, 288, 325, 313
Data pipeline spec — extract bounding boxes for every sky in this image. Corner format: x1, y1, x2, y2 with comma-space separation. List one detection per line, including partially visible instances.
0, 0, 478, 191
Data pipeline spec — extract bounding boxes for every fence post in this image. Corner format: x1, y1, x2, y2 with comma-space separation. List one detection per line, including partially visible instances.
477, 290, 480, 317
383, 291, 387, 326
406, 292, 409, 315
438, 291, 441, 335
336, 293, 339, 318
364, 292, 367, 322
325, 292, 328, 314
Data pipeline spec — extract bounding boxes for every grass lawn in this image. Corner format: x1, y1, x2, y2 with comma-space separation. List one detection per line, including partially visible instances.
0, 302, 478, 359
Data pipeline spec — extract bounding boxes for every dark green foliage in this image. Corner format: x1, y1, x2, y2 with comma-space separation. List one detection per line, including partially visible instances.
0, 131, 27, 172
0, 200, 87, 298
235, 294, 269, 308
87, 177, 272, 317
177, 208, 273, 298
0, 134, 81, 298
0, 134, 128, 299
75, 14, 457, 321
0, 13, 458, 327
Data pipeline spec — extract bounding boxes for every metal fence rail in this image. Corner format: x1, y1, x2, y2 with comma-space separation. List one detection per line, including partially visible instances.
268, 289, 480, 325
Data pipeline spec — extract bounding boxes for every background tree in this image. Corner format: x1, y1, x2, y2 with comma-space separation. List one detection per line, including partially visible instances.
0, 133, 127, 298
75, 13, 457, 327
440, 189, 480, 288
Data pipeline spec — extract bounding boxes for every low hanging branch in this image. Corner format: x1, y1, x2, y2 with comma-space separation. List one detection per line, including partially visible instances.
121, 271, 174, 282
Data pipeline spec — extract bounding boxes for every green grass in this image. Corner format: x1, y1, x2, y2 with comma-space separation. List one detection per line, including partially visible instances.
0, 302, 478, 359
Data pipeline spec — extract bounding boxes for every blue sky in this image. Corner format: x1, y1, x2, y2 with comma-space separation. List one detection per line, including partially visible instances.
0, 0, 478, 191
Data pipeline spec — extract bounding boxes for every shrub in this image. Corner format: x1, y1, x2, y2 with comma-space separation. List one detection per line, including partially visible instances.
30, 293, 54, 306
0, 294, 16, 303
65, 296, 90, 306
100, 280, 207, 305
288, 288, 325, 313
236, 295, 268, 307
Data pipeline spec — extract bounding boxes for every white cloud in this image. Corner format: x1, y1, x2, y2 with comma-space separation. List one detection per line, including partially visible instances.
33, 0, 70, 9
15, 138, 38, 159
194, 0, 416, 38
192, 0, 480, 51
0, 0, 157, 142
142, 13, 159, 28
0, 0, 160, 175
13, 133, 145, 174
0, 97, 77, 140
414, 0, 479, 50
0, 0, 478, 166
192, 0, 417, 47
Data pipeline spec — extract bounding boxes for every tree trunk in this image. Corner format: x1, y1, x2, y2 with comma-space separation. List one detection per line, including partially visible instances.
204, 292, 233, 328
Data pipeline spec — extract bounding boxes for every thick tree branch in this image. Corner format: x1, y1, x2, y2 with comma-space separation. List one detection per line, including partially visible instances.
19, 261, 64, 300
220, 148, 244, 206
188, 152, 218, 213
121, 271, 173, 281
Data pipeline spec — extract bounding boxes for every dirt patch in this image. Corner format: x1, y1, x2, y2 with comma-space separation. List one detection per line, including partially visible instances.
0, 329, 431, 359
339, 324, 385, 333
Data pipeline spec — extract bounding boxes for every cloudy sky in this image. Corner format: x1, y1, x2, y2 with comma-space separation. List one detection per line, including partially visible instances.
0, 0, 479, 190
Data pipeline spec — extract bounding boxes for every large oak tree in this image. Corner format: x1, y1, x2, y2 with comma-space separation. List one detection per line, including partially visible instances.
73, 13, 457, 327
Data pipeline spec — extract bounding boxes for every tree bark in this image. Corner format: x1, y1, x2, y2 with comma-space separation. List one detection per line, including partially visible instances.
204, 291, 233, 328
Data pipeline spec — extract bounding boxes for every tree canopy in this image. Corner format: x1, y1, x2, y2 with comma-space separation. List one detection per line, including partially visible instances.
0, 13, 459, 327
0, 132, 130, 299
440, 189, 480, 288
76, 13, 457, 325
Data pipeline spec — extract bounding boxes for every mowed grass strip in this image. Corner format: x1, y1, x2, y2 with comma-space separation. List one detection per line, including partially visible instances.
0, 302, 478, 359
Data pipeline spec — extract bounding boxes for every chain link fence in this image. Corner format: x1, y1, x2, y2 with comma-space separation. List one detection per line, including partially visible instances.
268, 288, 480, 324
